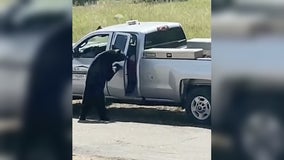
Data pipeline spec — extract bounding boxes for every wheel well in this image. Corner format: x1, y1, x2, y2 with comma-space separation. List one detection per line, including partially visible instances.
180, 79, 211, 108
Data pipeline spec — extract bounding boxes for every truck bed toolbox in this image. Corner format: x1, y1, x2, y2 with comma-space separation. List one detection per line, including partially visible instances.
143, 48, 203, 59
187, 38, 211, 57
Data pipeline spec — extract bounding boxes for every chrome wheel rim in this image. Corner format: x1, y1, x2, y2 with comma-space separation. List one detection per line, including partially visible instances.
191, 96, 211, 120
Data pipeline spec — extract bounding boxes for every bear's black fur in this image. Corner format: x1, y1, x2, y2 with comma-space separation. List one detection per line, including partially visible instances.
80, 50, 126, 121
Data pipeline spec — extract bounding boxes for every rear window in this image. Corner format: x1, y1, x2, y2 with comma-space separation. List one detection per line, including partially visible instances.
144, 27, 186, 49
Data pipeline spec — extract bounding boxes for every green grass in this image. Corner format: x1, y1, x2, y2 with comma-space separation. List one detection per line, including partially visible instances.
73, 0, 211, 42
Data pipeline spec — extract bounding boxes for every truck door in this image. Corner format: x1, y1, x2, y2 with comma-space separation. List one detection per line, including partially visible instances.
106, 33, 131, 97
72, 33, 111, 95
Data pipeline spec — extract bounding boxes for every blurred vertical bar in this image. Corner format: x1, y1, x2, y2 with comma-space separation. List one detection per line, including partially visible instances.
0, 0, 72, 160
212, 0, 284, 160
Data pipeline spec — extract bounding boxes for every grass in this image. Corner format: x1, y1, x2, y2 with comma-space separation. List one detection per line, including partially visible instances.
73, 0, 211, 42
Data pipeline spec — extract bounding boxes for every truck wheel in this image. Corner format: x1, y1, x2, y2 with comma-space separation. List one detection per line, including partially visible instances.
185, 87, 211, 124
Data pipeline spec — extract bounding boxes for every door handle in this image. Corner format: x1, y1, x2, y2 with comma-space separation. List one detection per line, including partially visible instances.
73, 65, 89, 74
73, 65, 88, 71
76, 65, 89, 69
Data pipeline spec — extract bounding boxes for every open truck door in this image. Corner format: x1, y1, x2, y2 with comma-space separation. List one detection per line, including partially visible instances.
106, 32, 131, 97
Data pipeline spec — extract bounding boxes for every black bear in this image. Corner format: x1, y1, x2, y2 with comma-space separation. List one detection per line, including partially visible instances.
79, 49, 126, 121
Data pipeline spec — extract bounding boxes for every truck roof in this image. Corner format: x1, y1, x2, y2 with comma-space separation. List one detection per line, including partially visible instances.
97, 21, 181, 34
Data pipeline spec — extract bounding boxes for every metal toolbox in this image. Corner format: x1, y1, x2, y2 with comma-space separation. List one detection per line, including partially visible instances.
143, 48, 204, 59
187, 38, 211, 57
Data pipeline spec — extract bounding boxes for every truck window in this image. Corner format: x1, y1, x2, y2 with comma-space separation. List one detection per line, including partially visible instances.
144, 27, 187, 49
113, 34, 128, 52
75, 34, 109, 58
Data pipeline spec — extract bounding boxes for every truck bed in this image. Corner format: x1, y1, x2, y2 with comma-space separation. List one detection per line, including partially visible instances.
139, 57, 211, 101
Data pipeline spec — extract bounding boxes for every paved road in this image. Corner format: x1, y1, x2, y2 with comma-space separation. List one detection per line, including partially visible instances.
73, 101, 211, 160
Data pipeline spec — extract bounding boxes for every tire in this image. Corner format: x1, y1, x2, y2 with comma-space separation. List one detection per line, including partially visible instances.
184, 87, 211, 124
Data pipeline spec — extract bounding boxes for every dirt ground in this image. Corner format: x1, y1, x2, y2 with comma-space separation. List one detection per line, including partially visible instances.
73, 100, 211, 160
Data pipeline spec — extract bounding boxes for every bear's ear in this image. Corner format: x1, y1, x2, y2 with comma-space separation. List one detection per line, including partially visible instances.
96, 26, 102, 30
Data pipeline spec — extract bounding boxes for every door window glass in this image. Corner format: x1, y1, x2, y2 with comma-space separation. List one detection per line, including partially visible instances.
76, 34, 109, 58
113, 34, 129, 54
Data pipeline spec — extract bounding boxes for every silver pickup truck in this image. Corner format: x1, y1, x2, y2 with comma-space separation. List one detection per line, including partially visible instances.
72, 20, 211, 122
